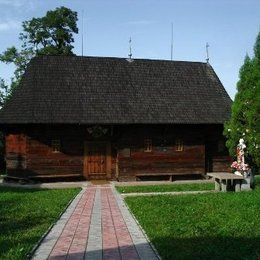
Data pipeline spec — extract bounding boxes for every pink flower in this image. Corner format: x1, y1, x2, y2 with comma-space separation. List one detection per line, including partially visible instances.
231, 161, 239, 169
242, 163, 249, 171
231, 161, 250, 172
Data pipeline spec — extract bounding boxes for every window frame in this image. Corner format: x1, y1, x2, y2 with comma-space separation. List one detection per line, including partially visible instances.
175, 138, 184, 152
144, 139, 152, 152
51, 139, 61, 153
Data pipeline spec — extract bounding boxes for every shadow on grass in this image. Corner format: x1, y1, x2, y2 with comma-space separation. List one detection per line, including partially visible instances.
31, 237, 260, 260
0, 213, 56, 259
0, 234, 42, 259
150, 235, 260, 259
0, 213, 52, 234
0, 186, 45, 193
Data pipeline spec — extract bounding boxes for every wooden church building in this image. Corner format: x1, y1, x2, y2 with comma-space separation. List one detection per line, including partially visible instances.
0, 56, 232, 181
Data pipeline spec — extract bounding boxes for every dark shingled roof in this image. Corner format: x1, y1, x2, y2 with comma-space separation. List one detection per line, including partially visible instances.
0, 55, 232, 124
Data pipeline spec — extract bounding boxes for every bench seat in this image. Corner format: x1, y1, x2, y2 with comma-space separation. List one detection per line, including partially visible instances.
135, 172, 202, 181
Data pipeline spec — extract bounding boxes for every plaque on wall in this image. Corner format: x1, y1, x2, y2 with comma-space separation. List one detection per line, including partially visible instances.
120, 148, 131, 157
158, 146, 168, 152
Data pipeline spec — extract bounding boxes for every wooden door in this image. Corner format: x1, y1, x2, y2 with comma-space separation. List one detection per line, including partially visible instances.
84, 142, 111, 179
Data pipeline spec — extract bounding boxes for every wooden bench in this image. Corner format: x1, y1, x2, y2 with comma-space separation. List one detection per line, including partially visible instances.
28, 174, 83, 182
207, 172, 244, 192
136, 172, 202, 182
4, 174, 83, 183
29, 174, 82, 178
3, 175, 29, 183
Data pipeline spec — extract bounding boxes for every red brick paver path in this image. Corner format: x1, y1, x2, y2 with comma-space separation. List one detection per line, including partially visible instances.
49, 187, 95, 259
44, 185, 147, 260
101, 188, 139, 260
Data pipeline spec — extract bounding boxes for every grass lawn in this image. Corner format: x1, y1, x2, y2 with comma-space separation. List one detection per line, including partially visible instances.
0, 187, 80, 260
116, 182, 214, 194
125, 177, 260, 259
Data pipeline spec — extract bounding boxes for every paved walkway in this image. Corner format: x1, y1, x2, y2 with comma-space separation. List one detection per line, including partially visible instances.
121, 189, 216, 197
0, 179, 89, 189
113, 179, 213, 186
32, 185, 159, 260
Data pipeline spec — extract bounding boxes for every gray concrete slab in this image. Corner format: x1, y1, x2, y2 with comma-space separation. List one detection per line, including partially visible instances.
112, 187, 160, 260
85, 188, 102, 260
121, 190, 216, 197
0, 181, 89, 189
113, 179, 213, 187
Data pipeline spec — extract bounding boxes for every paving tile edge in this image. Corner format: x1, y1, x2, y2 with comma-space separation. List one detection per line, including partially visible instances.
111, 184, 162, 260
27, 187, 87, 259
121, 189, 217, 197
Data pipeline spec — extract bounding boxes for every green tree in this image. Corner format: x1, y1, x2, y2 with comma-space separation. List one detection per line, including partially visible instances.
0, 47, 34, 91
224, 31, 260, 168
0, 6, 78, 102
0, 78, 10, 107
20, 6, 78, 55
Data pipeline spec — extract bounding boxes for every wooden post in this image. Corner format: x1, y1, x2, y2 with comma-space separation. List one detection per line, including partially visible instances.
115, 151, 119, 181
83, 142, 89, 179
106, 142, 112, 179
215, 179, 221, 191
235, 180, 241, 192
221, 179, 227, 192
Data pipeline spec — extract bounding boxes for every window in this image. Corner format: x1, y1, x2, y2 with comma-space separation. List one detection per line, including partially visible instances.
175, 138, 183, 151
51, 139, 61, 153
144, 139, 152, 152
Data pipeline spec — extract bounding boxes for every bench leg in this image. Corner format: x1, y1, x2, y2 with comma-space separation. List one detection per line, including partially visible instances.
235, 180, 241, 192
215, 179, 221, 191
221, 180, 227, 192
169, 175, 173, 182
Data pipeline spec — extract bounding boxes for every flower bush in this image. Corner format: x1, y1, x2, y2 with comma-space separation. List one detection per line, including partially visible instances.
231, 161, 250, 173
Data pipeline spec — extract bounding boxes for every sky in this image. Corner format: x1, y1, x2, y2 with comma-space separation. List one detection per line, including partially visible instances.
0, 0, 259, 99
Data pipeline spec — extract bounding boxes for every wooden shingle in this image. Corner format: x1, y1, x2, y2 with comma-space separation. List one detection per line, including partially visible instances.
0, 56, 232, 124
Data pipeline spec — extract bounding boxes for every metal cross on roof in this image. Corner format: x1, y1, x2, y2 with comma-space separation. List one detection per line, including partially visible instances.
128, 37, 132, 59
206, 42, 210, 63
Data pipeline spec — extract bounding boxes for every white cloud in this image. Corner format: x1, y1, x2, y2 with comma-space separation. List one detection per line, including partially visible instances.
0, 20, 20, 31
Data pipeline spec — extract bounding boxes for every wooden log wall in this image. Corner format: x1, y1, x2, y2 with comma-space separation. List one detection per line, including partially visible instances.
5, 133, 27, 177
4, 124, 231, 181
211, 156, 232, 172
204, 125, 232, 173
4, 126, 84, 179
116, 125, 206, 180
26, 126, 84, 178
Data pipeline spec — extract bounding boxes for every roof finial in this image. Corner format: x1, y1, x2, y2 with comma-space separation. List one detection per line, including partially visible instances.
81, 10, 84, 56
128, 37, 132, 59
206, 42, 210, 63
126, 37, 134, 62
171, 23, 173, 61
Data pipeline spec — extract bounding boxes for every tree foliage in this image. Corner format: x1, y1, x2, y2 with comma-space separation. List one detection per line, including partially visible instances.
0, 47, 34, 91
0, 78, 9, 107
20, 6, 78, 55
224, 31, 260, 168
0, 6, 78, 104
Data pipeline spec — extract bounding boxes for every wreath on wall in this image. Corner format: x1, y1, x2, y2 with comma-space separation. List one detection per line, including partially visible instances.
87, 125, 108, 138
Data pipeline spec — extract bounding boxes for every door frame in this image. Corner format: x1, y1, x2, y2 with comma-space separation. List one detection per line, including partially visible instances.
83, 141, 111, 179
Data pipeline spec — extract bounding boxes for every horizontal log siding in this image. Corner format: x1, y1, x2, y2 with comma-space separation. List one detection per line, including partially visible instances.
4, 124, 231, 181
6, 134, 27, 176
212, 156, 232, 172
117, 126, 206, 179
26, 128, 84, 177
